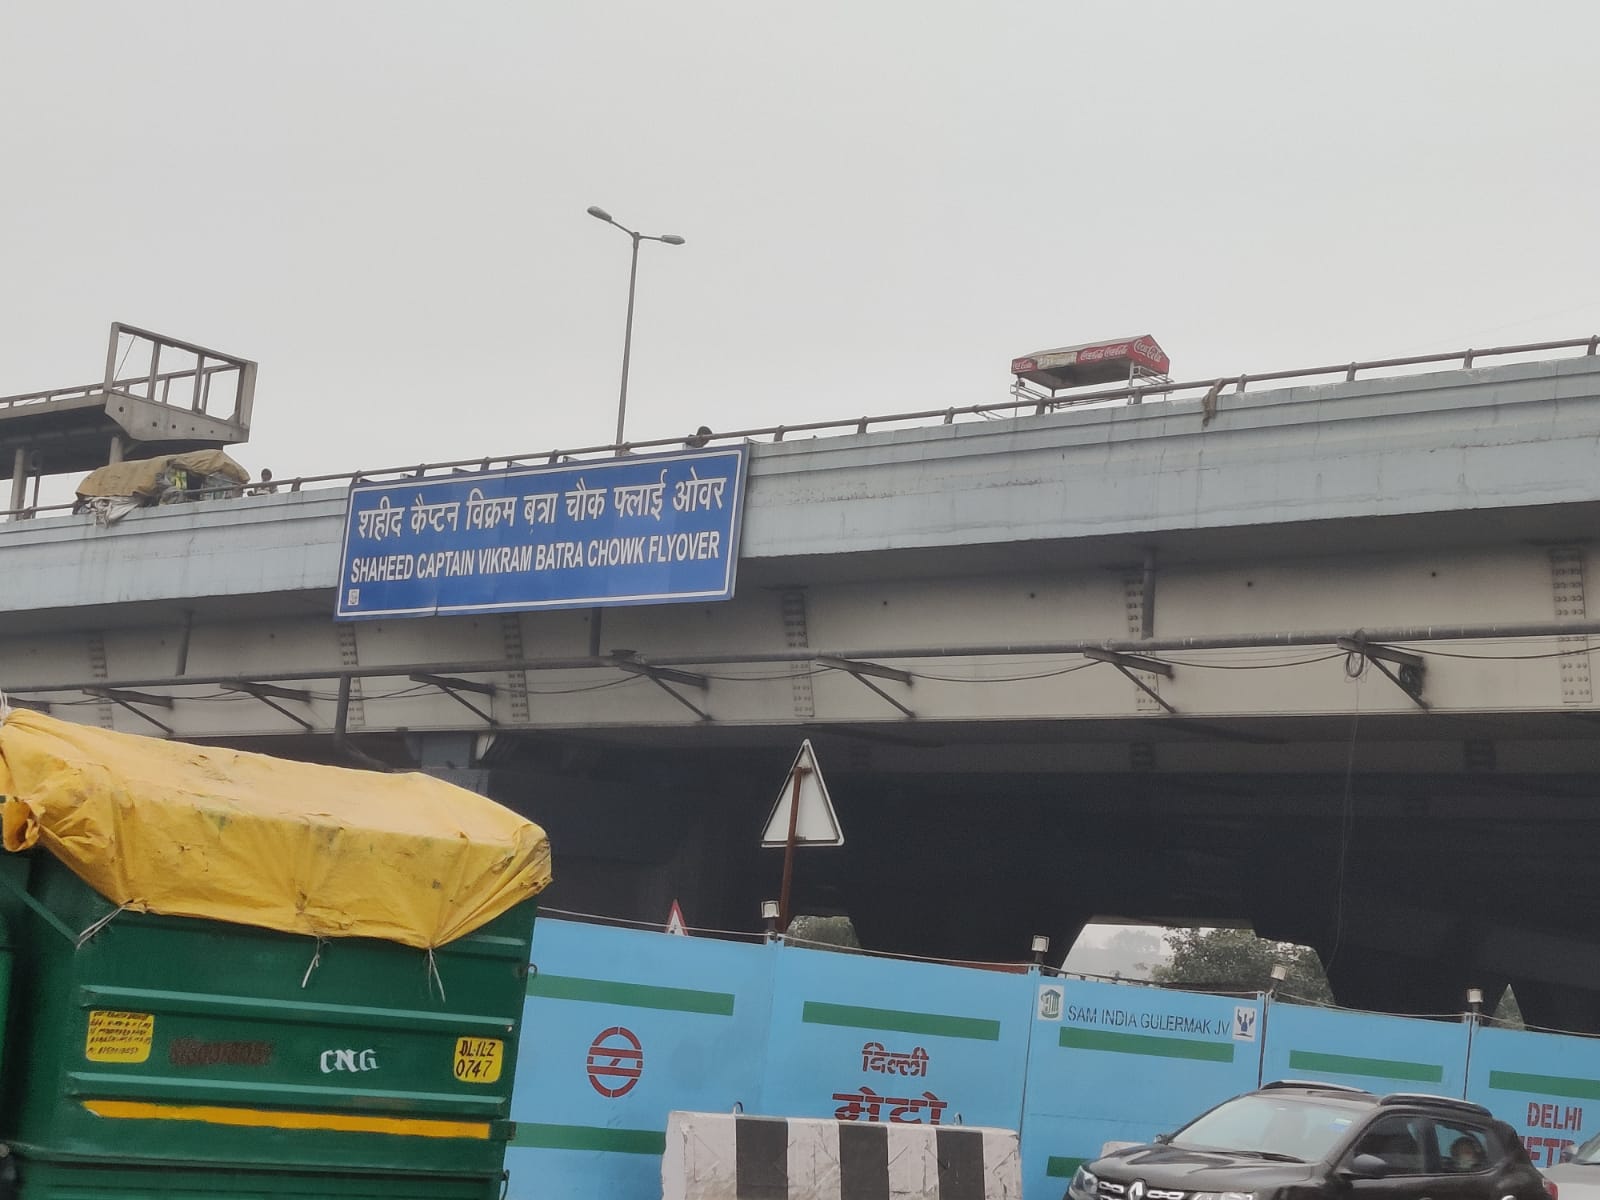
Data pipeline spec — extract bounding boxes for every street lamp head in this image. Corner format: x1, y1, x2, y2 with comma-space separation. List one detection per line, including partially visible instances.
659, 234, 686, 246
586, 205, 613, 223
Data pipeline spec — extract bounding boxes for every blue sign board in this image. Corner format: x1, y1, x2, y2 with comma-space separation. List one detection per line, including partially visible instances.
335, 446, 748, 619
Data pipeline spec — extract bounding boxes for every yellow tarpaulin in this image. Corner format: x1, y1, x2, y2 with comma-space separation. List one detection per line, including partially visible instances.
0, 710, 551, 949
76, 450, 250, 500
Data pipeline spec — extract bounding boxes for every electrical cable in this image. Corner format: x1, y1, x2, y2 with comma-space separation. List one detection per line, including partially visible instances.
699, 668, 827, 682
1160, 652, 1344, 670
907, 661, 1096, 684
1271, 989, 1466, 1021
540, 904, 1048, 970
1399, 644, 1598, 662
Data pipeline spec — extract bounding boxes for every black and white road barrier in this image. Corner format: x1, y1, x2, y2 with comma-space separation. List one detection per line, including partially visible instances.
662, 1110, 1022, 1199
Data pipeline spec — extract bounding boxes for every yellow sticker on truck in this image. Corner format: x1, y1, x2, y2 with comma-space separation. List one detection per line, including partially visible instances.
85, 1010, 154, 1063
453, 1036, 503, 1084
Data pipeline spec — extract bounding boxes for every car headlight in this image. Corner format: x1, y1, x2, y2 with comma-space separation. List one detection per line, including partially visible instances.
1069, 1166, 1100, 1198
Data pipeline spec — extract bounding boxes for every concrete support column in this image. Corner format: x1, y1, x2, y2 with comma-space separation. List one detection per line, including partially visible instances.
9, 447, 25, 515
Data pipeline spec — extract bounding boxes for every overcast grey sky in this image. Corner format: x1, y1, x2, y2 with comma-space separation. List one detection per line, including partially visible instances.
3, 2, 1598, 489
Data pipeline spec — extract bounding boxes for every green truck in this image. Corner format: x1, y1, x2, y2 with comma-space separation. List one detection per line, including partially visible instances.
0, 709, 550, 1199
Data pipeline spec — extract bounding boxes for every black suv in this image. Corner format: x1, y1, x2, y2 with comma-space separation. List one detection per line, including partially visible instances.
1065, 1081, 1554, 1200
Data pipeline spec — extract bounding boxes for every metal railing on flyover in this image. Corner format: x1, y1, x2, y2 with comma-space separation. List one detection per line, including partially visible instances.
3, 332, 1597, 521
0, 323, 256, 426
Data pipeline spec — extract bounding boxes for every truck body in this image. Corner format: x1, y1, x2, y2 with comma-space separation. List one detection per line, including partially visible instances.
0, 710, 548, 1198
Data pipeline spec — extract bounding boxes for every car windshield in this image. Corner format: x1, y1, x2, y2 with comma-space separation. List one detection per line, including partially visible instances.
1169, 1094, 1363, 1162
1570, 1132, 1600, 1165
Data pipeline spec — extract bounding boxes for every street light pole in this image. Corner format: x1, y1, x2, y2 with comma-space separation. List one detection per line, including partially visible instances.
616, 231, 642, 449
587, 206, 686, 450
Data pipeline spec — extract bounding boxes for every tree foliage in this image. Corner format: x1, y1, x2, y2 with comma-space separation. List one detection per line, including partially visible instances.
1492, 985, 1524, 1029
1149, 927, 1334, 1002
786, 914, 862, 954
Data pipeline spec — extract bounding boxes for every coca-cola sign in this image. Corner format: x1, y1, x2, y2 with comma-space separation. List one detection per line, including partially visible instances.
1076, 342, 1131, 365
1011, 335, 1169, 380
1131, 337, 1170, 371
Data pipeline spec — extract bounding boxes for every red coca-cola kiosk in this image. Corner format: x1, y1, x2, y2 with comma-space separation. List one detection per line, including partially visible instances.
1010, 335, 1171, 400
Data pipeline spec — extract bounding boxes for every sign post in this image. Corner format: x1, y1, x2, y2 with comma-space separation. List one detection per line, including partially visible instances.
665, 900, 688, 937
760, 740, 843, 932
777, 764, 805, 931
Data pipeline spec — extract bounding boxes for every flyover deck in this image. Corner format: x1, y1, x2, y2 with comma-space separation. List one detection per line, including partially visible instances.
4, 353, 1600, 620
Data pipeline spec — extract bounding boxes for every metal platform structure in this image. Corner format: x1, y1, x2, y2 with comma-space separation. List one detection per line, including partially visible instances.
1009, 333, 1174, 408
0, 323, 255, 512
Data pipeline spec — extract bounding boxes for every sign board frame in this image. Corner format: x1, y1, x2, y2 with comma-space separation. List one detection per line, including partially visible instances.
665, 900, 689, 937
760, 739, 843, 848
335, 445, 748, 620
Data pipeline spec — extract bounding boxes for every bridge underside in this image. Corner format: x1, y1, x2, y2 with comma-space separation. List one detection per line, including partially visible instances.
234, 712, 1600, 1031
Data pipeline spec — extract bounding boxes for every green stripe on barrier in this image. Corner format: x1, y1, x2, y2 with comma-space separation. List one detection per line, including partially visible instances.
801, 1001, 1001, 1041
528, 973, 735, 1015
512, 1123, 666, 1154
1059, 1026, 1234, 1062
1490, 1070, 1600, 1100
1288, 1049, 1443, 1083
1049, 1156, 1087, 1178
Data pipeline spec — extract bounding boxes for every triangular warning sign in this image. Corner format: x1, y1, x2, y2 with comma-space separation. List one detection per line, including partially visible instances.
665, 900, 689, 937
760, 739, 844, 848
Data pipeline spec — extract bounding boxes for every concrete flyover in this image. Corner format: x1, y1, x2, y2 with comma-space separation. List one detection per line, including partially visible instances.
6, 346, 1600, 1025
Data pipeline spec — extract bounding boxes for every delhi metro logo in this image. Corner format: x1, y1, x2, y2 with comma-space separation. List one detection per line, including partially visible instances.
586, 1026, 644, 1098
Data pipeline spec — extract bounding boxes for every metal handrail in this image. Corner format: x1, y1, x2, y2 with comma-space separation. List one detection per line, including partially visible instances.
3, 331, 1598, 520
0, 323, 256, 426
0, 366, 244, 411
261, 332, 1600, 495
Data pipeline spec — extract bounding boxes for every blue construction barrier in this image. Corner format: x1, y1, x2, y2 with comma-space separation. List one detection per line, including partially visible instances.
1259, 1003, 1472, 1098
761, 941, 1034, 1131
1021, 980, 1264, 1200
505, 918, 1600, 1200
1466, 1025, 1600, 1169
505, 919, 774, 1199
